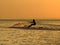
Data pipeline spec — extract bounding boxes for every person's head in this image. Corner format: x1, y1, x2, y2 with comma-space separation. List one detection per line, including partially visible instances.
33, 19, 35, 20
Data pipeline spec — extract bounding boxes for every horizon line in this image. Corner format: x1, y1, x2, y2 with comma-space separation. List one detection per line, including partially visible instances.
0, 19, 60, 21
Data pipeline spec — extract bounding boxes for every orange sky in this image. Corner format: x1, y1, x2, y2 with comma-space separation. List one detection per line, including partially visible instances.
0, 0, 60, 19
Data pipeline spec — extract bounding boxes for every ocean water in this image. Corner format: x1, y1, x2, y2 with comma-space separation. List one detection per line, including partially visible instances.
0, 19, 60, 29
0, 19, 60, 26
0, 19, 60, 45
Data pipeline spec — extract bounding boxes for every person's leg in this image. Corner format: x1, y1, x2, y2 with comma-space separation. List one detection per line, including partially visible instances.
28, 24, 36, 28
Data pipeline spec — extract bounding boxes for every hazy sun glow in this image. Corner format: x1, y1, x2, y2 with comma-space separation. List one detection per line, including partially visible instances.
0, 0, 60, 19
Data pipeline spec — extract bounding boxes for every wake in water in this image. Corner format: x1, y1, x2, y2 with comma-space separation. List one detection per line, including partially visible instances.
9, 24, 60, 30
0, 19, 60, 30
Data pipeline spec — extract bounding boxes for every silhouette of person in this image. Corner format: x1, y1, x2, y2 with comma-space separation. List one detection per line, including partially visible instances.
28, 19, 36, 28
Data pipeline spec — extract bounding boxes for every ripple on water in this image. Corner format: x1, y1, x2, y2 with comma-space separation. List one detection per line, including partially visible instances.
0, 28, 60, 45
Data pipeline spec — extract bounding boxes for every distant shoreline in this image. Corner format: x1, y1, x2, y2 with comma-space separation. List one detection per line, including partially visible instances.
0, 19, 60, 21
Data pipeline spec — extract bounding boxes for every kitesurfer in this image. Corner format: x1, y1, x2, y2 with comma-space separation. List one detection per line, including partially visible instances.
28, 19, 36, 28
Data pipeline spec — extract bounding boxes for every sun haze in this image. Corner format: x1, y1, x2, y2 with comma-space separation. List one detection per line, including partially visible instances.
0, 0, 60, 19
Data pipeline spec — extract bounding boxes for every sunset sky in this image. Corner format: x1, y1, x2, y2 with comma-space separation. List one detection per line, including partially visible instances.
0, 0, 60, 19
